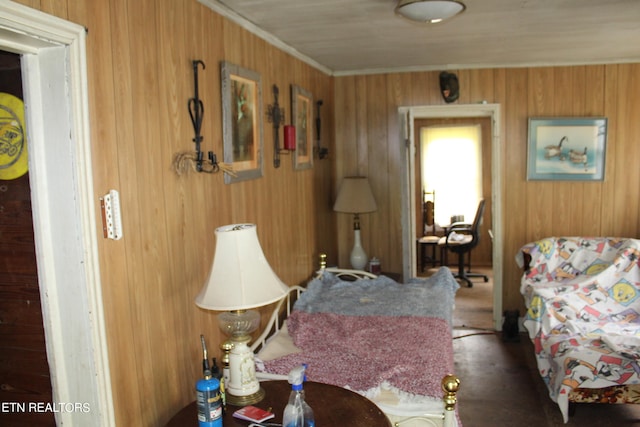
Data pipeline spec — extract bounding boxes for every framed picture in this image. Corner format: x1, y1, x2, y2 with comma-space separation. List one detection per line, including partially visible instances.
221, 61, 263, 184
291, 85, 313, 170
527, 117, 607, 181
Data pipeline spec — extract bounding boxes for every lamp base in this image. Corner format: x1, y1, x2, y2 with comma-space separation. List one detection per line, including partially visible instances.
350, 228, 368, 270
218, 311, 265, 406
225, 387, 266, 406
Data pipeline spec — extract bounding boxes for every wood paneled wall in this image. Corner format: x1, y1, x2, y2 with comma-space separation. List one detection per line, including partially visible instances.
335, 64, 640, 315
13, 0, 335, 425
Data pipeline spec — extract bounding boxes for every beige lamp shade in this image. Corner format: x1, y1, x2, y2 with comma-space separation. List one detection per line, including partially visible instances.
195, 224, 288, 311
333, 176, 377, 214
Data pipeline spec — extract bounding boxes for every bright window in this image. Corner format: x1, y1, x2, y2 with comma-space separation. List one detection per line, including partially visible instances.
421, 125, 483, 226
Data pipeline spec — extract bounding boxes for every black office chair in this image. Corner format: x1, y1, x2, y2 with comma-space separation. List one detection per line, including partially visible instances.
438, 199, 489, 287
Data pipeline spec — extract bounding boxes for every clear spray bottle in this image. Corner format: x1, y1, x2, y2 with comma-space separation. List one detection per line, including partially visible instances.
282, 364, 315, 427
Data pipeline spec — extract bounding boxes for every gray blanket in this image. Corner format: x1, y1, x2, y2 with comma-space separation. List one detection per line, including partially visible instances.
294, 266, 459, 323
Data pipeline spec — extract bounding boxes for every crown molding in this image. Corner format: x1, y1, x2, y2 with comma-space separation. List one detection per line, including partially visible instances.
199, 0, 334, 76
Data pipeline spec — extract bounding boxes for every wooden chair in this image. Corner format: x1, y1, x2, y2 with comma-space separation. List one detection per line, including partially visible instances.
417, 191, 443, 271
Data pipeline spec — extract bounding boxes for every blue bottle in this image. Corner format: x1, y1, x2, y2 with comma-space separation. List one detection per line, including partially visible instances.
282, 365, 315, 427
196, 369, 223, 427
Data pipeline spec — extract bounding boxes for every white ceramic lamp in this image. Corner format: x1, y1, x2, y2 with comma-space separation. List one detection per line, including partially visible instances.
334, 177, 377, 270
195, 224, 288, 406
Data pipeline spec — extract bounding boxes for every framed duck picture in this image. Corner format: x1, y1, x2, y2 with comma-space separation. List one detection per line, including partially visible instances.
527, 117, 607, 181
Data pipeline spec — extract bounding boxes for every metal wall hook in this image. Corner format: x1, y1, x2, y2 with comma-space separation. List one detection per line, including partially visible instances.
188, 59, 219, 173
315, 99, 328, 159
267, 84, 287, 168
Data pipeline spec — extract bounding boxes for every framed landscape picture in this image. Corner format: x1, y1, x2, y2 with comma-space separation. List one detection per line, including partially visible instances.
527, 117, 607, 181
291, 84, 313, 171
221, 61, 264, 183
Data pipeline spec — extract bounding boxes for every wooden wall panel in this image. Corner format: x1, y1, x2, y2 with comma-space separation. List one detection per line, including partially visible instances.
385, 73, 412, 270
612, 64, 640, 237
501, 68, 528, 309
366, 74, 388, 265
601, 64, 620, 237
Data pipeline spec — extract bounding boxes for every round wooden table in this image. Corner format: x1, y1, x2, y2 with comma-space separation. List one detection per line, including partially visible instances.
166, 380, 391, 426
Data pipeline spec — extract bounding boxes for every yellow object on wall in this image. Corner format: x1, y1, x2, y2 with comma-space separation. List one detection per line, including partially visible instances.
0, 92, 28, 180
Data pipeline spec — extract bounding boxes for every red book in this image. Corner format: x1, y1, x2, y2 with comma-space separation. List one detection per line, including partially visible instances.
232, 405, 275, 423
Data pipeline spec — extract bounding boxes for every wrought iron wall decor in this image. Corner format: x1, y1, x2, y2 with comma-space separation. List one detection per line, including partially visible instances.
315, 99, 328, 159
172, 59, 234, 176
188, 60, 217, 172
267, 84, 293, 168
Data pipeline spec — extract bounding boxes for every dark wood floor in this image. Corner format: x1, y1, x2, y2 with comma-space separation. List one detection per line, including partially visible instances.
439, 266, 640, 426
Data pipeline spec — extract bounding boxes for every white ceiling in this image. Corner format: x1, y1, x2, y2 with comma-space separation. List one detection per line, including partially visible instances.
201, 0, 640, 76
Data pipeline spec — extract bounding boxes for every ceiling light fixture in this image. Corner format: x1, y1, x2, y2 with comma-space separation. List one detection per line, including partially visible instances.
395, 0, 466, 24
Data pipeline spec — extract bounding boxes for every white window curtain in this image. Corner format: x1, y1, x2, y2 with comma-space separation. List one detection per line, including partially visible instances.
421, 125, 483, 226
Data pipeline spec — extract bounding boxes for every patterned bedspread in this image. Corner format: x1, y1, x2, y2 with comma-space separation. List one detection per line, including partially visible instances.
517, 237, 640, 423
261, 267, 459, 401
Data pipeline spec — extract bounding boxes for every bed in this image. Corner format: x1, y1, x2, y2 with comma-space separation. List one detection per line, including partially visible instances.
250, 260, 461, 427
517, 237, 640, 423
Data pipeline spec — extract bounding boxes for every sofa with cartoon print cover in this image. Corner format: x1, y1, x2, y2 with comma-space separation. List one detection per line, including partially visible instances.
516, 237, 640, 423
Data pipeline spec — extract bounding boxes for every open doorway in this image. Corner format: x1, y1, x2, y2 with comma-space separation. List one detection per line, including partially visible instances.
0, 49, 55, 425
418, 123, 484, 225
398, 104, 503, 331
414, 118, 493, 271
415, 118, 493, 330
0, 3, 113, 425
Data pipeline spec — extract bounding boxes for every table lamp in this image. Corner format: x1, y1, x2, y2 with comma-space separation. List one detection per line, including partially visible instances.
333, 176, 377, 270
195, 223, 288, 406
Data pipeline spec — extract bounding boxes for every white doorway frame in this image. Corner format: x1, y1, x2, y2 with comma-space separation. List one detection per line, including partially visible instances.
0, 2, 113, 425
399, 104, 503, 330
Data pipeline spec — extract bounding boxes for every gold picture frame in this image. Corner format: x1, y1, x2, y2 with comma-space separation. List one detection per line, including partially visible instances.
221, 61, 264, 183
291, 84, 313, 170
